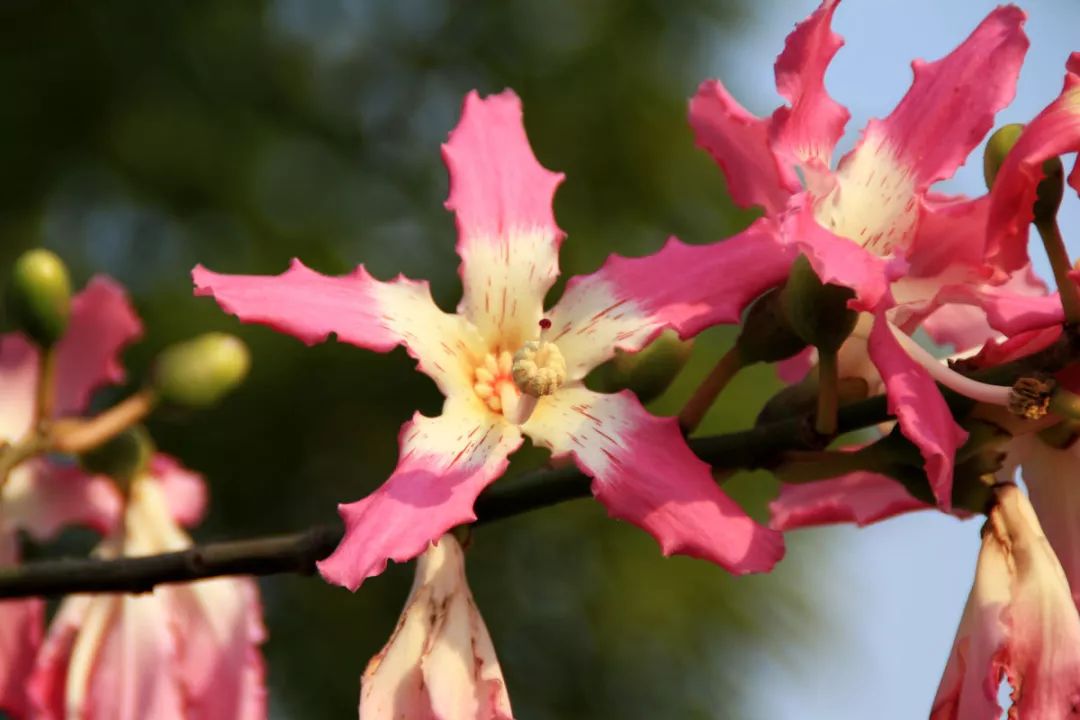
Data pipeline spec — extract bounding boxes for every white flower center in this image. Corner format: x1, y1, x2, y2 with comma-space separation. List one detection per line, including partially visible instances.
814, 133, 918, 257
511, 340, 567, 397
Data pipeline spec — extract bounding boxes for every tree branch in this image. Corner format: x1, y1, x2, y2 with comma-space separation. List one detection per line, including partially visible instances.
1, 325, 1076, 599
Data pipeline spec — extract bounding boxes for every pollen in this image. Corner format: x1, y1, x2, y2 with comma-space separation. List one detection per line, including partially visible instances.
511, 341, 567, 397
473, 350, 516, 414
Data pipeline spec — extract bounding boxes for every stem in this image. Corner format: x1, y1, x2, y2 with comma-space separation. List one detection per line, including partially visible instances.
50, 389, 158, 454
773, 449, 871, 484
0, 323, 1077, 599
678, 346, 744, 433
0, 437, 48, 489
35, 348, 56, 432
1035, 218, 1080, 325
815, 349, 839, 436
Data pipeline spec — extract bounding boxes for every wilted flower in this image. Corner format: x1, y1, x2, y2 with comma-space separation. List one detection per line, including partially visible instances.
931, 485, 1080, 718
27, 458, 267, 720
361, 535, 511, 720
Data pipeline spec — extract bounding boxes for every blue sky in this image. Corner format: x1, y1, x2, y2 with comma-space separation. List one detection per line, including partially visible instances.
712, 1, 1080, 717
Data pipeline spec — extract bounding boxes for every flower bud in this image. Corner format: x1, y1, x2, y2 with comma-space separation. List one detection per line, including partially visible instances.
984, 123, 1064, 225
983, 123, 1023, 189
734, 288, 807, 365
78, 425, 155, 486
152, 332, 250, 408
605, 329, 692, 403
5, 249, 72, 347
779, 254, 857, 354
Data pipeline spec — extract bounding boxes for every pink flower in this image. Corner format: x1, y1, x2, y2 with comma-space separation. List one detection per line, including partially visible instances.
919, 53, 1080, 338
361, 535, 512, 720
988, 52, 1080, 272
194, 89, 784, 591
0, 277, 140, 717
931, 485, 1080, 719
28, 458, 267, 720
690, 1, 1031, 508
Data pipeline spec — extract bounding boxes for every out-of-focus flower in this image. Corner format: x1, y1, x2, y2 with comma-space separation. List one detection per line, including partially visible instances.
194, 89, 783, 591
931, 485, 1080, 718
690, 0, 1031, 507
0, 277, 140, 717
361, 535, 511, 720
28, 458, 267, 720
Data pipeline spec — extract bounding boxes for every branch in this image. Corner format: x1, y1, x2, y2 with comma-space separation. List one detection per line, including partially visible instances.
1, 325, 1076, 599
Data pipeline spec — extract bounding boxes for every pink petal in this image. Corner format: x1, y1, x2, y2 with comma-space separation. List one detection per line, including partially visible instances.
867, 315, 967, 509
317, 400, 522, 591
444, 90, 565, 350
0, 333, 39, 444
150, 453, 207, 528
988, 56, 1080, 271
546, 219, 793, 379
963, 324, 1063, 371
783, 195, 898, 311
523, 386, 784, 574
768, 0, 850, 182
769, 471, 930, 531
361, 536, 512, 720
1022, 440, 1080, 611
689, 80, 799, 214
162, 577, 267, 720
867, 6, 1028, 192
53, 277, 143, 418
194, 260, 484, 397
814, 7, 1026, 261
913, 264, 1050, 352
906, 194, 991, 280
929, 279, 1064, 339
30, 593, 187, 720
1, 459, 122, 540
0, 528, 43, 719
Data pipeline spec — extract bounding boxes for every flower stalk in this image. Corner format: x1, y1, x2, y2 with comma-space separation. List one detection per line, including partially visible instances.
678, 346, 744, 433
1035, 217, 1080, 325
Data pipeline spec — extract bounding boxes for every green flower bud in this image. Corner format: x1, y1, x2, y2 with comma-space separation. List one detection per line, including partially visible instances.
779, 255, 858, 353
78, 425, 155, 486
983, 123, 1064, 225
606, 329, 692, 404
983, 123, 1024, 189
5, 249, 72, 347
153, 332, 250, 408
734, 288, 807, 365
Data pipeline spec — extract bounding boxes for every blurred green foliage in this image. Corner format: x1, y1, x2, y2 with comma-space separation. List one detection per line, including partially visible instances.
1, 1, 828, 717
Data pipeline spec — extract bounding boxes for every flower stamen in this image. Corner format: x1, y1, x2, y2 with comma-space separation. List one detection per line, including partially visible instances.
512, 341, 566, 397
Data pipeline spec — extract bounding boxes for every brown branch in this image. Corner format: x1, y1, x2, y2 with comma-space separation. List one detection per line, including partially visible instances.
0, 324, 1076, 599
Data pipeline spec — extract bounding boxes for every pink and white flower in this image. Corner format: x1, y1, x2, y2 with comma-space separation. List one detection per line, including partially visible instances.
28, 457, 267, 720
689, 0, 1031, 508
361, 534, 512, 720
0, 277, 139, 717
193, 89, 784, 591
931, 485, 1080, 719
